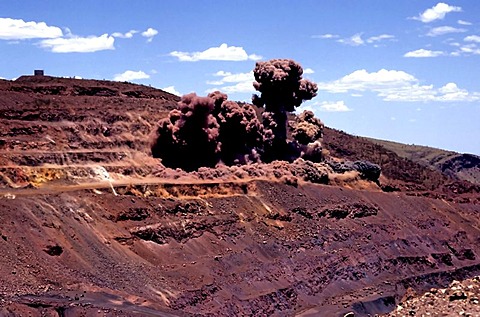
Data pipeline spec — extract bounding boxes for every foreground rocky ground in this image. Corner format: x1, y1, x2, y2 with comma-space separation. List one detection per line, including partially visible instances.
385, 276, 480, 316
1, 76, 479, 316
1, 181, 480, 316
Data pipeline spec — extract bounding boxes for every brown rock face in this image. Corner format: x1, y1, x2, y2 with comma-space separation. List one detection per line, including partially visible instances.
1, 181, 480, 316
1, 76, 480, 316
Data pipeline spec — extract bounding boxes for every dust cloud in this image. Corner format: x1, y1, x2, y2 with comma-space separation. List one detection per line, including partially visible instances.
151, 59, 323, 171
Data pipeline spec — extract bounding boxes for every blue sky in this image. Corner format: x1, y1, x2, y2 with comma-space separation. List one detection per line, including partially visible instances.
1, 1, 479, 154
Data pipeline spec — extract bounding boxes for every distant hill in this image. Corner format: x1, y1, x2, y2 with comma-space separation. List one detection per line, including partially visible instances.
323, 127, 479, 202
365, 137, 480, 185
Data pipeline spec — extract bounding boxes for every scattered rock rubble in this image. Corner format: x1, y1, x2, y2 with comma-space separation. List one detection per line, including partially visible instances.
385, 276, 480, 316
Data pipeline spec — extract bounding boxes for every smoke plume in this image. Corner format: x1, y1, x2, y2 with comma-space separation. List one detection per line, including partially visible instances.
292, 110, 324, 145
252, 59, 318, 158
151, 91, 269, 170
151, 93, 220, 171
214, 99, 266, 165
290, 110, 325, 162
151, 59, 329, 173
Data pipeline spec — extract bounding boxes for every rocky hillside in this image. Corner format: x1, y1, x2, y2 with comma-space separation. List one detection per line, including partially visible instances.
1, 76, 479, 316
365, 137, 480, 185
323, 128, 479, 203
0, 75, 178, 169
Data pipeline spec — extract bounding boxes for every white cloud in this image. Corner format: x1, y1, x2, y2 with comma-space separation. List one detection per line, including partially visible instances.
206, 80, 225, 85
457, 44, 480, 55
337, 33, 364, 46
404, 49, 445, 57
40, 34, 114, 53
465, 35, 480, 43
458, 20, 472, 26
0, 18, 63, 40
141, 28, 158, 42
317, 101, 352, 112
319, 69, 417, 93
318, 69, 480, 102
213, 81, 256, 94
248, 54, 263, 60
429, 37, 480, 56
162, 86, 181, 96
366, 34, 395, 43
426, 26, 466, 37
112, 30, 137, 38
212, 71, 253, 83
312, 34, 339, 39
439, 82, 461, 93
303, 68, 315, 74
63, 27, 74, 38
336, 33, 394, 46
206, 71, 255, 94
170, 43, 262, 62
412, 2, 462, 23
382, 85, 437, 102
113, 70, 150, 82
436, 83, 474, 101
213, 70, 231, 77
